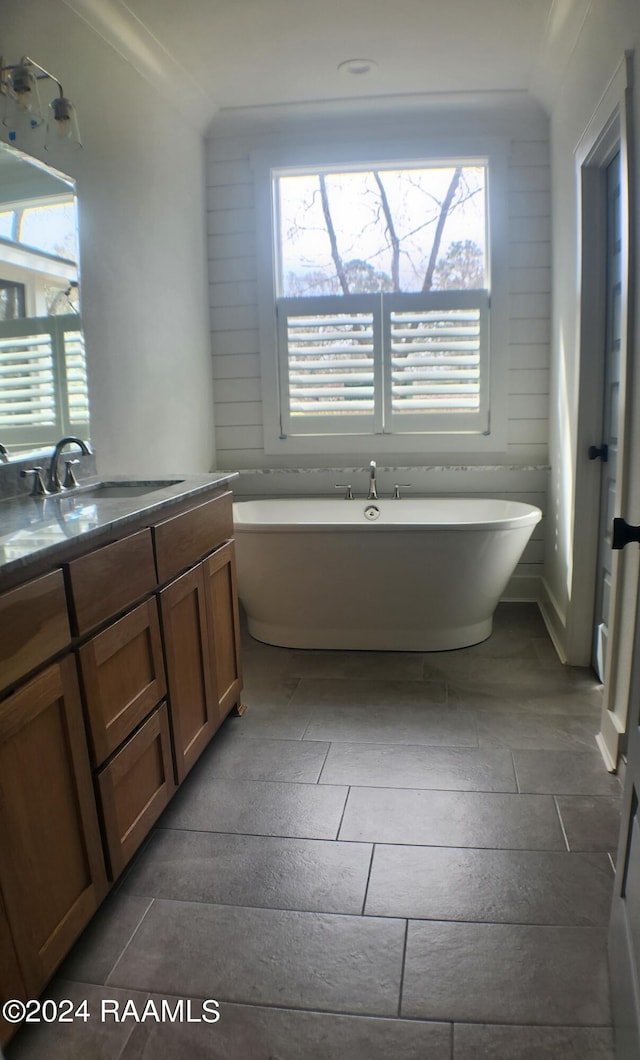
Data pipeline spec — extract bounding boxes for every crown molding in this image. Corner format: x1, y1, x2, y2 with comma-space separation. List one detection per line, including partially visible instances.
529, 0, 594, 111
62, 0, 217, 131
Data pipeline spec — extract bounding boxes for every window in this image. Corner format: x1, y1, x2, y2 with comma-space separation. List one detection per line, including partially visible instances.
0, 280, 25, 320
254, 142, 508, 455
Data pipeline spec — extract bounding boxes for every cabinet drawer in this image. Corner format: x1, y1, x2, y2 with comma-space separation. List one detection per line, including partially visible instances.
0, 570, 69, 694
78, 598, 166, 765
67, 529, 157, 635
153, 491, 232, 584
97, 702, 175, 879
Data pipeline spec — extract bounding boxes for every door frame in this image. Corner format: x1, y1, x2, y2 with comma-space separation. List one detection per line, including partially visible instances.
568, 53, 635, 770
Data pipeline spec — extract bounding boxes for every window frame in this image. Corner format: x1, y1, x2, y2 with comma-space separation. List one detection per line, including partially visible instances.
253, 136, 509, 457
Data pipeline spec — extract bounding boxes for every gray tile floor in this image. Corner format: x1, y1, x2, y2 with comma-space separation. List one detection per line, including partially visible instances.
7, 604, 622, 1059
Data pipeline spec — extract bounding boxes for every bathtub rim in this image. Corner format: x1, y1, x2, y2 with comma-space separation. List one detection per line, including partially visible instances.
232, 496, 542, 534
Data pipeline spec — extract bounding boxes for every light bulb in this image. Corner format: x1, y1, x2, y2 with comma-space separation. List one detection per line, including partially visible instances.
2, 64, 44, 132
44, 96, 81, 152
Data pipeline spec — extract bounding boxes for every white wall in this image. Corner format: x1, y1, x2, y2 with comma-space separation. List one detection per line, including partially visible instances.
529, 0, 640, 774
1, 0, 216, 475
538, 1, 640, 677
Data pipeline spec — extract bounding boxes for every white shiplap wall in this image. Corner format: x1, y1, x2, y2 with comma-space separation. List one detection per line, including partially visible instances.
207, 121, 551, 470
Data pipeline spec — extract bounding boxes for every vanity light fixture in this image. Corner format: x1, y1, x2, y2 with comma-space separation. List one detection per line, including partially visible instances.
0, 55, 81, 151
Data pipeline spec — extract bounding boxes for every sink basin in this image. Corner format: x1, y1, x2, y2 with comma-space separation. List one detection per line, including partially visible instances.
75, 479, 184, 499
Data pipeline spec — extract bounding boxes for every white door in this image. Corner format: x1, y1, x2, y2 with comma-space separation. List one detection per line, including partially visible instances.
592, 151, 622, 681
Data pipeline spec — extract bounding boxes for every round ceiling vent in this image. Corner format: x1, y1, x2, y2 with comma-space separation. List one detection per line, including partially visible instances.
337, 58, 378, 78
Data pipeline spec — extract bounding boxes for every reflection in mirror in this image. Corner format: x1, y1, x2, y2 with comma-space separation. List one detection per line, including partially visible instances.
0, 141, 89, 458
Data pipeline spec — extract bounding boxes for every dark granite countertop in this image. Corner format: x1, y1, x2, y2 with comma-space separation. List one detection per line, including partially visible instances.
0, 472, 238, 585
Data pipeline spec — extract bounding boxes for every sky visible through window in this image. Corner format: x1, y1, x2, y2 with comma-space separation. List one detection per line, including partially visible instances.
277, 163, 486, 297
0, 199, 78, 261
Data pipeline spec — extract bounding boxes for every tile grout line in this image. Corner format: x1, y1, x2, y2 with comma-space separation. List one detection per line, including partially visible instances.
104, 897, 155, 987
315, 740, 333, 785
360, 844, 376, 916
511, 749, 521, 793
397, 919, 409, 1018
149, 824, 588, 853
335, 786, 352, 840
553, 795, 572, 852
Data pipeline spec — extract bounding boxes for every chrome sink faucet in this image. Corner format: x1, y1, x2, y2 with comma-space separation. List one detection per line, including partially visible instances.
47, 436, 91, 493
367, 459, 378, 500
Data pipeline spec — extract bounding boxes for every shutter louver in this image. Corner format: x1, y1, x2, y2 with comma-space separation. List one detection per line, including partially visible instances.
0, 332, 56, 428
0, 315, 90, 445
390, 307, 481, 413
63, 327, 90, 427
287, 310, 375, 415
277, 295, 382, 435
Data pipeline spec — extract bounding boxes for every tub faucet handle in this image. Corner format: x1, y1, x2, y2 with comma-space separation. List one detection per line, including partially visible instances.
392, 484, 411, 499
335, 483, 354, 499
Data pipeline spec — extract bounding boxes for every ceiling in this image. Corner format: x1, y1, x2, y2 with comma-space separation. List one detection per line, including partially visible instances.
63, 0, 559, 128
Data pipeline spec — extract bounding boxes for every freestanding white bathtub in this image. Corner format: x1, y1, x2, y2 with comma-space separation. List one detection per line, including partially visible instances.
233, 497, 542, 651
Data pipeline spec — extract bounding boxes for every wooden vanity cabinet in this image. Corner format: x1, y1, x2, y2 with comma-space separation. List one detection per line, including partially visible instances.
0, 481, 243, 1039
0, 656, 107, 998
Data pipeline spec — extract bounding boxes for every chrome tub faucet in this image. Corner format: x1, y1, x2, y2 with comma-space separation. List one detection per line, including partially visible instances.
367, 460, 378, 500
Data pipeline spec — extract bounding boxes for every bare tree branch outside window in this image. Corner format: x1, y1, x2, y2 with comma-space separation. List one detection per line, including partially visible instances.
278, 164, 485, 297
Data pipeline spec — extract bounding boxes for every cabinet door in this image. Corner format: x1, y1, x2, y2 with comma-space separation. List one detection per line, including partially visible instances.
159, 566, 217, 783
203, 540, 243, 723
0, 657, 107, 995
0, 890, 26, 1048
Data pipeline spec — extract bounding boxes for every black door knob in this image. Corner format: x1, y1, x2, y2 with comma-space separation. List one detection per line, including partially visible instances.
612, 517, 640, 549
589, 444, 609, 461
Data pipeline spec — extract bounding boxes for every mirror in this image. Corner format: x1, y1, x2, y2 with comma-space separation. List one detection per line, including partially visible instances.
0, 141, 89, 460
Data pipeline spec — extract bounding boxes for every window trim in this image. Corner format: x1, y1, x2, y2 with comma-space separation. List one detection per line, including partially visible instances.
253, 136, 509, 457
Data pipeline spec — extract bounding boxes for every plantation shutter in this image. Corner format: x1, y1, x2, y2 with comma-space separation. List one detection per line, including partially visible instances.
383, 290, 490, 434
0, 315, 90, 446
276, 291, 489, 438
277, 295, 383, 436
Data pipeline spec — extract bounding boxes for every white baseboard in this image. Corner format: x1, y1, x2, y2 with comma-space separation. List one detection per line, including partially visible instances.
537, 577, 568, 664
502, 573, 541, 602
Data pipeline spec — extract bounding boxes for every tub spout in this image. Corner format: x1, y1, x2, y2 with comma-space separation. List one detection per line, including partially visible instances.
368, 460, 378, 500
